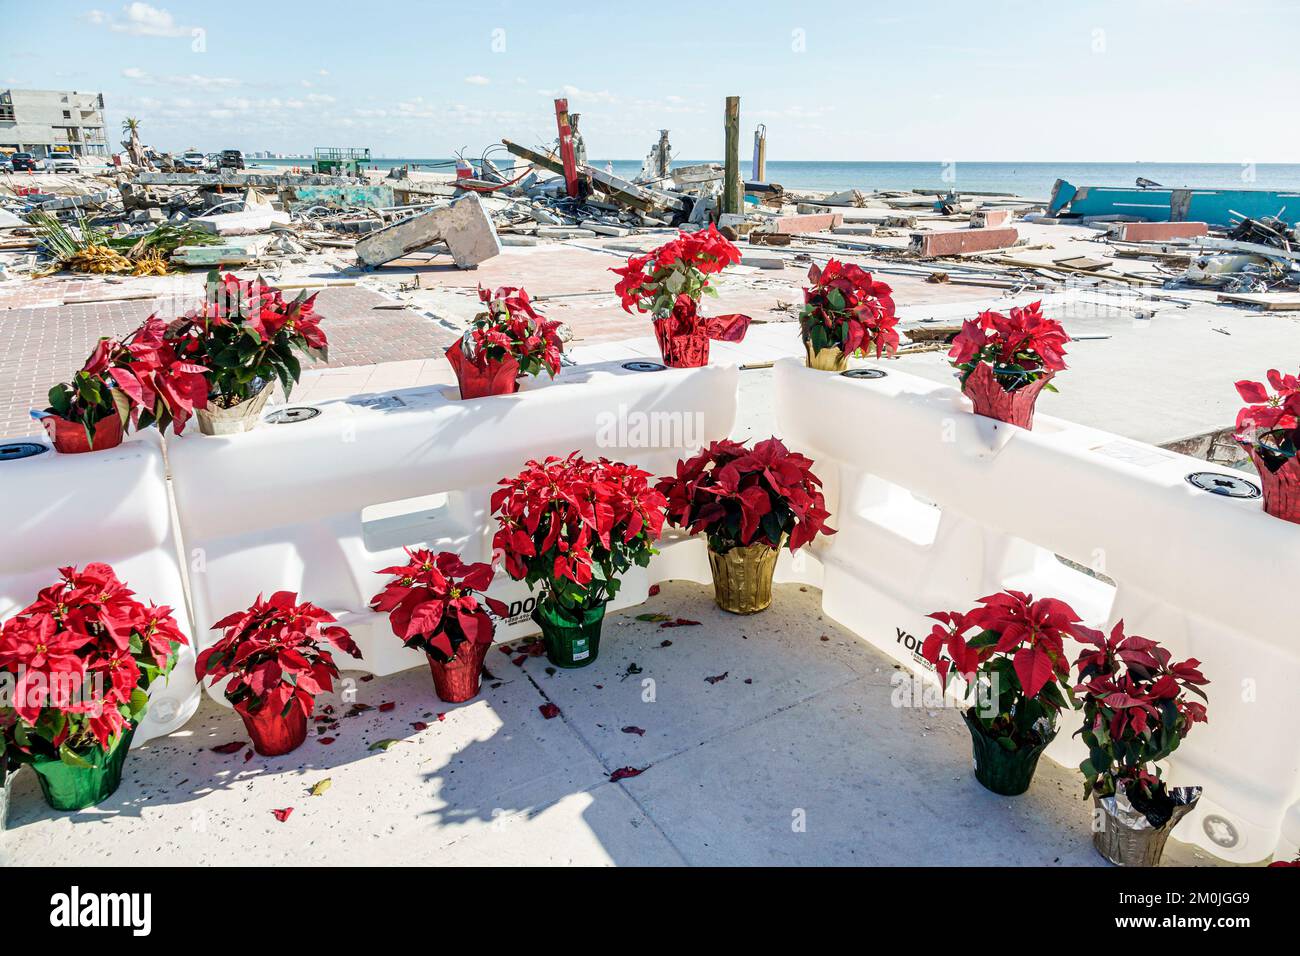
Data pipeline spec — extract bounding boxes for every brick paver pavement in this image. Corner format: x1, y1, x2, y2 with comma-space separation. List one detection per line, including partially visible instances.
0, 285, 457, 440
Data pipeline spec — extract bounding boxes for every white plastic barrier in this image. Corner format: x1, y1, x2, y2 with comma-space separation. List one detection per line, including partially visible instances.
774, 357, 1300, 864
0, 432, 200, 745
167, 360, 738, 685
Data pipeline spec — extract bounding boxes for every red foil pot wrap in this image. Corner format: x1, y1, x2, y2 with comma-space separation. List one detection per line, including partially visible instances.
652, 308, 752, 369
43, 413, 124, 454
961, 363, 1053, 430
237, 702, 309, 757
654, 322, 711, 367
1247, 447, 1300, 524
445, 339, 521, 399
426, 639, 490, 703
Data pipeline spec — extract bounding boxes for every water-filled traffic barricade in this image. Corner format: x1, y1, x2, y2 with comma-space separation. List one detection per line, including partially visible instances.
0, 433, 200, 745
166, 360, 738, 683
773, 357, 1300, 864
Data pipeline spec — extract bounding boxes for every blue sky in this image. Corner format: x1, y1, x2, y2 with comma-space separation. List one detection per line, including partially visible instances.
4, 0, 1299, 161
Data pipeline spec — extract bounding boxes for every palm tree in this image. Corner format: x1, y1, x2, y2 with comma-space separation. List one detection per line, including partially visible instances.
121, 116, 147, 168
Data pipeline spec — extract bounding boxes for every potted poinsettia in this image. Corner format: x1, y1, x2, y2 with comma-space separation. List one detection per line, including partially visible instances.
37, 317, 209, 453
947, 301, 1069, 429
166, 271, 329, 435
370, 549, 509, 702
922, 590, 1082, 795
444, 285, 564, 399
196, 592, 360, 756
657, 437, 834, 614
798, 259, 898, 371
492, 453, 666, 668
611, 224, 751, 367
1074, 621, 1209, 866
1234, 368, 1300, 523
0, 563, 188, 811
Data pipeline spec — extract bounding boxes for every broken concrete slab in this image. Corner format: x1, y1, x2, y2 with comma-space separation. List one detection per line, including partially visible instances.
135, 171, 355, 188
771, 212, 844, 235
911, 226, 1020, 258
831, 224, 877, 236
579, 221, 631, 237
537, 226, 597, 239
355, 193, 501, 270
193, 206, 292, 236
1116, 221, 1209, 243
740, 254, 785, 270
970, 208, 1013, 229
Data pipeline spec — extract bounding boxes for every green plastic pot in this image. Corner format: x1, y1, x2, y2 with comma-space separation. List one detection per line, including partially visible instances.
962, 710, 1056, 796
30, 728, 135, 812
532, 599, 607, 668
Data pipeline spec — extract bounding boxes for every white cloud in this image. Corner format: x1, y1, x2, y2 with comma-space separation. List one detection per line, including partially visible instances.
121, 66, 147, 79
464, 75, 490, 86
85, 3, 194, 38
318, 69, 329, 76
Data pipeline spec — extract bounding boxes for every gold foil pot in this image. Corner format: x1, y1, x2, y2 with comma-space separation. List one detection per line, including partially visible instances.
196, 381, 275, 435
804, 340, 848, 372
708, 542, 780, 614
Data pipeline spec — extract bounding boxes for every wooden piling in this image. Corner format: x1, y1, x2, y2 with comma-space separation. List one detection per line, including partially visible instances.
723, 96, 741, 216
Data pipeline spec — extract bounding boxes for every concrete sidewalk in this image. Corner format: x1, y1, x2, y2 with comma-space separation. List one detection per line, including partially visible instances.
0, 581, 1218, 867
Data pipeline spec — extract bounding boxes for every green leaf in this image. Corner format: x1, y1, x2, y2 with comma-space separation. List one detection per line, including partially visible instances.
636, 613, 671, 622
309, 778, 332, 797
58, 744, 93, 768
368, 739, 403, 752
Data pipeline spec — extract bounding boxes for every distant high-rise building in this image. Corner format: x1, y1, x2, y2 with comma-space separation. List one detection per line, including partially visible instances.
0, 88, 109, 159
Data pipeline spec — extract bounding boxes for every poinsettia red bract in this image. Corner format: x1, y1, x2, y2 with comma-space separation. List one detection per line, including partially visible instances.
657, 437, 834, 554
196, 592, 360, 723
371, 549, 509, 662
0, 563, 188, 756
799, 258, 898, 360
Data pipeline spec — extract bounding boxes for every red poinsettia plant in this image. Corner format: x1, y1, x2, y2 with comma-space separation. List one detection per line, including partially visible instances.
922, 590, 1081, 749
1234, 369, 1299, 465
491, 453, 667, 615
41, 317, 209, 450
445, 285, 564, 398
1073, 621, 1208, 807
612, 225, 749, 366
611, 223, 742, 315
371, 549, 509, 663
657, 437, 834, 554
196, 591, 360, 723
166, 271, 328, 409
799, 258, 899, 360
0, 563, 188, 763
948, 301, 1069, 391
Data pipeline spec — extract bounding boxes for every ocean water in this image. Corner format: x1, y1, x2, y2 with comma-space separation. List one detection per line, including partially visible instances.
254, 157, 1300, 200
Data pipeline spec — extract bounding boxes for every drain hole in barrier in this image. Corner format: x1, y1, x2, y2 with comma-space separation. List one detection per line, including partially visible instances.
622, 361, 666, 373
1185, 472, 1261, 499
841, 368, 888, 380
0, 442, 48, 462
265, 407, 321, 425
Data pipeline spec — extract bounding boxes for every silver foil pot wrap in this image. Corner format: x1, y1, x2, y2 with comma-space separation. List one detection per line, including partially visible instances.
1093, 783, 1202, 867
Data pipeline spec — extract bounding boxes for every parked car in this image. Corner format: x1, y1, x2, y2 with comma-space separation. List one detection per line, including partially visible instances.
11, 152, 37, 172
181, 150, 207, 170
49, 155, 79, 173
219, 149, 245, 170
0, 157, 12, 174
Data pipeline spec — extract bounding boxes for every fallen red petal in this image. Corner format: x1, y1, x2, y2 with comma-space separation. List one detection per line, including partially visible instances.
211, 741, 245, 754
411, 721, 428, 731
271, 807, 294, 822
621, 726, 646, 736
648, 584, 660, 596
539, 703, 561, 719
660, 618, 701, 628
319, 737, 336, 745
705, 672, 729, 684
609, 766, 645, 782
379, 701, 396, 712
